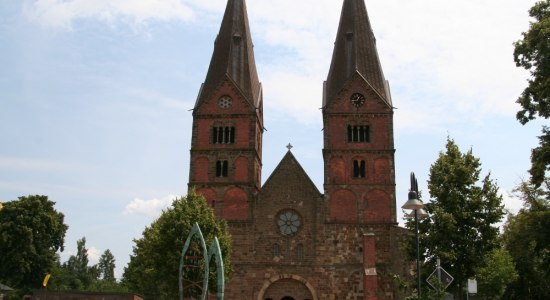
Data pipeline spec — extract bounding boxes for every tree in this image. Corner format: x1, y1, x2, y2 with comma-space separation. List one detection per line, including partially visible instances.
475, 248, 518, 300
46, 239, 124, 292
98, 249, 116, 283
502, 179, 550, 299
63, 237, 96, 290
514, 0, 550, 187
122, 191, 232, 299
0, 195, 68, 293
414, 138, 505, 299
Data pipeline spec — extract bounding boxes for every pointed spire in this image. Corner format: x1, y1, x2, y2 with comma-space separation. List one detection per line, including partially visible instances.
197, 0, 261, 108
324, 0, 389, 105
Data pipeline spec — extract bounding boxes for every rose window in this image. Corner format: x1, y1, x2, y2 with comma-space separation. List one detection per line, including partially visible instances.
277, 210, 301, 235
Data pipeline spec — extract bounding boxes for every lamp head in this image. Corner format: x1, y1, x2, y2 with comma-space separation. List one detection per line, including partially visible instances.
402, 190, 424, 210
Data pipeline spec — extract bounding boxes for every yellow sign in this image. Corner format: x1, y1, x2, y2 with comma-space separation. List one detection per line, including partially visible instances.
42, 273, 51, 287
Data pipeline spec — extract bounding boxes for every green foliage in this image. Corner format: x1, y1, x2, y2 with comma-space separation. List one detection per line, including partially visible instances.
121, 191, 232, 299
48, 239, 124, 292
475, 248, 518, 300
413, 138, 505, 298
514, 1, 550, 187
514, 0, 550, 124
502, 179, 550, 299
529, 126, 550, 187
63, 237, 94, 289
0, 195, 68, 292
98, 249, 116, 283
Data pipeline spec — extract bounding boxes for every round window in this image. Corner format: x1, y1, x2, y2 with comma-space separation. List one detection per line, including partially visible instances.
277, 210, 301, 235
218, 95, 232, 109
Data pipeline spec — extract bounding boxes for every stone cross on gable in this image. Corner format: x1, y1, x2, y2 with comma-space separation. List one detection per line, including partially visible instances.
286, 143, 293, 151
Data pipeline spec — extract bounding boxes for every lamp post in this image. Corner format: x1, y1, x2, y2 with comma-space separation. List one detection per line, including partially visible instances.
402, 172, 428, 299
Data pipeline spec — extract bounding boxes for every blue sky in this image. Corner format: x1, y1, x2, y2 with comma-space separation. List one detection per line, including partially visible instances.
0, 0, 543, 278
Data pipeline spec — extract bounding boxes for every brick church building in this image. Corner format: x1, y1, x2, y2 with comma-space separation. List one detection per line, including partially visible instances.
187, 0, 410, 299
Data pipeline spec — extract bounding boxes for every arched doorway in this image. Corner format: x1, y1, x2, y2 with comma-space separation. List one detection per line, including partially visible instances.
258, 274, 317, 300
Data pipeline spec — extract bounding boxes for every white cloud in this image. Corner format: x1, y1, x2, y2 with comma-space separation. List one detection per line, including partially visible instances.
123, 194, 177, 217
87, 246, 101, 265
24, 0, 194, 29
0, 156, 83, 172
249, 0, 536, 129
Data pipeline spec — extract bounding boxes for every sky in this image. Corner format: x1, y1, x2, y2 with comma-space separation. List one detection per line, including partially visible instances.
0, 0, 544, 279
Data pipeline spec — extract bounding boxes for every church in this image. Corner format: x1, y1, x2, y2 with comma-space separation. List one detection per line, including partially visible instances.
187, 0, 410, 299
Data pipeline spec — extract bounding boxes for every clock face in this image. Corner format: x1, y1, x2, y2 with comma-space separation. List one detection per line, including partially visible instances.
350, 93, 365, 108
277, 210, 301, 235
218, 96, 232, 109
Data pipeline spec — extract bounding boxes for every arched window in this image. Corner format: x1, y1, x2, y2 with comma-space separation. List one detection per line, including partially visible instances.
212, 126, 235, 144
272, 244, 280, 257
353, 160, 366, 178
216, 160, 228, 177
347, 125, 370, 143
296, 244, 304, 260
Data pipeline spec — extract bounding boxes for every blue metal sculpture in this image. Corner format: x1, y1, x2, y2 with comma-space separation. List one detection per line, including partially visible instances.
179, 223, 225, 300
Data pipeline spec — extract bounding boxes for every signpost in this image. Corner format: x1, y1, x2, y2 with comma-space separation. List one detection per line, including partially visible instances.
427, 259, 454, 290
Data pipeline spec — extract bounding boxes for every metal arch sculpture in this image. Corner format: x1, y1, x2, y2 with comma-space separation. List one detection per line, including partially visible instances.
179, 223, 225, 300
207, 237, 225, 299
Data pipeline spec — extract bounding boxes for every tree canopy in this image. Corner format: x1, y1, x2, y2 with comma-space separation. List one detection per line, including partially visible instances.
412, 138, 505, 298
48, 238, 123, 292
122, 191, 232, 299
0, 195, 68, 292
502, 179, 550, 299
514, 0, 550, 186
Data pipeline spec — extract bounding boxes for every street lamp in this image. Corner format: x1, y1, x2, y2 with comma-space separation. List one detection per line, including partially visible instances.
402, 172, 428, 299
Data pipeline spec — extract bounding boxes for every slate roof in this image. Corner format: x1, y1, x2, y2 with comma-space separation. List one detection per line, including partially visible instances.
324, 0, 390, 106
195, 0, 262, 109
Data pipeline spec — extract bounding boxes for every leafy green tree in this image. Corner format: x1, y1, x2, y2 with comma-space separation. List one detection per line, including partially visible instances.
502, 179, 550, 299
98, 249, 116, 283
0, 195, 68, 293
122, 191, 232, 299
63, 237, 96, 290
413, 138, 505, 299
514, 0, 550, 187
49, 242, 123, 292
475, 248, 518, 300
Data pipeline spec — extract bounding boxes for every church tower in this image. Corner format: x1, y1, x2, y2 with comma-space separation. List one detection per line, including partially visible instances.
187, 0, 409, 298
188, 0, 262, 221
322, 0, 396, 224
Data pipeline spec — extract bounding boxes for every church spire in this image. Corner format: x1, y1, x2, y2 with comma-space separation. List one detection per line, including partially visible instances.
196, 0, 261, 108
324, 0, 389, 106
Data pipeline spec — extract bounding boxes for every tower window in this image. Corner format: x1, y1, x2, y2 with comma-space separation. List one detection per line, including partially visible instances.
212, 126, 235, 144
353, 160, 366, 178
347, 125, 370, 143
216, 160, 228, 177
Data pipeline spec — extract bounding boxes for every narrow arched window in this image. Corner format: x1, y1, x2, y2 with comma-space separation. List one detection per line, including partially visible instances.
212, 126, 235, 144
273, 244, 280, 257
297, 244, 304, 260
347, 125, 370, 143
353, 160, 366, 178
216, 160, 228, 177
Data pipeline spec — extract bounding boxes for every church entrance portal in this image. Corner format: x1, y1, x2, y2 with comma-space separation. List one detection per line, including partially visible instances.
259, 275, 316, 300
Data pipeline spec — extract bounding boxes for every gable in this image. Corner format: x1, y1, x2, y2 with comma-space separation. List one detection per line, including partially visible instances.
260, 151, 321, 200
323, 71, 392, 113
